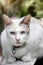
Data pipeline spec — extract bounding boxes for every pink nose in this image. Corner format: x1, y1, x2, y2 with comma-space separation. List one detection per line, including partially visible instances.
16, 39, 20, 42
16, 39, 20, 44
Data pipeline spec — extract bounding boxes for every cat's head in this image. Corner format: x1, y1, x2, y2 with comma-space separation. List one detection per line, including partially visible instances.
3, 14, 31, 46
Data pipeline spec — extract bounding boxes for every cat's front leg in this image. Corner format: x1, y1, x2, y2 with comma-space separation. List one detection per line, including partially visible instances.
21, 52, 32, 62
7, 46, 16, 63
21, 52, 36, 62
7, 56, 16, 64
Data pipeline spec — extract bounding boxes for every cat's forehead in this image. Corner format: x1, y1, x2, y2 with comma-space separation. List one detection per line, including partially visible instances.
7, 17, 29, 32
11, 17, 24, 26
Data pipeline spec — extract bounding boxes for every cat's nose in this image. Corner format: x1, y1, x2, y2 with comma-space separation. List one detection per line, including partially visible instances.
16, 38, 20, 42
16, 39, 20, 44
16, 35, 20, 43
16, 39, 20, 41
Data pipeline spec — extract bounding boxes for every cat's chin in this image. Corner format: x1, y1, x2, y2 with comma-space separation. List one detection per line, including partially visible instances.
12, 42, 23, 46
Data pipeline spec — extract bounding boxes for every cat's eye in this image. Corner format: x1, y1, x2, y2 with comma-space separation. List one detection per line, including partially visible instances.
10, 32, 15, 35
21, 31, 25, 34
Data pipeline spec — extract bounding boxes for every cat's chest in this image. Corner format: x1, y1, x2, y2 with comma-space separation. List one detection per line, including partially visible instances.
11, 47, 27, 58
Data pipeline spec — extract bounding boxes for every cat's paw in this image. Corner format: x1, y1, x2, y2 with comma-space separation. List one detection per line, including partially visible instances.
7, 57, 16, 64
21, 55, 32, 62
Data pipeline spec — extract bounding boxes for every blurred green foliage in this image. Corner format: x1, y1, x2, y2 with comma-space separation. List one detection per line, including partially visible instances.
19, 0, 43, 18
2, 0, 43, 18
0, 11, 4, 34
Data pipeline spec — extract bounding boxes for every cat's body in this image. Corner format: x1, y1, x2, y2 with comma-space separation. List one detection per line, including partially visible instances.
1, 14, 43, 63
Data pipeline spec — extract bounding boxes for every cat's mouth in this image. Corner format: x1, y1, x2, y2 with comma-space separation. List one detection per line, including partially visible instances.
12, 42, 27, 48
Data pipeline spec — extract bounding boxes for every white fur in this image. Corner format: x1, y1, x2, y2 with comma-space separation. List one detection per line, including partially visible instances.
1, 16, 43, 63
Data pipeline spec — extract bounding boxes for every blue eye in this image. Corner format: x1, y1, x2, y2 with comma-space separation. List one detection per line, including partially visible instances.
10, 32, 15, 35
21, 31, 25, 34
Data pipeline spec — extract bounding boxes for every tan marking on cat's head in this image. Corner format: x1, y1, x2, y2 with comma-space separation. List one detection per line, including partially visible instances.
20, 14, 31, 26
3, 14, 12, 26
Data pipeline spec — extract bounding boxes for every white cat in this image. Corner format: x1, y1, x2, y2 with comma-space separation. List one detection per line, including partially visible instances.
1, 14, 43, 63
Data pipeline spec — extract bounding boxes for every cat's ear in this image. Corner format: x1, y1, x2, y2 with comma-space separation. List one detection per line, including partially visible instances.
3, 14, 12, 26
20, 14, 31, 26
